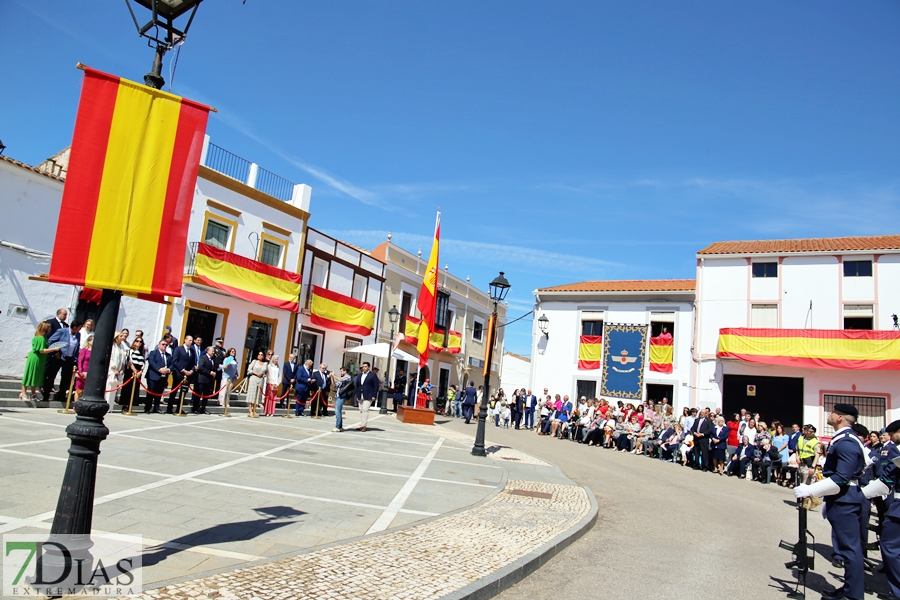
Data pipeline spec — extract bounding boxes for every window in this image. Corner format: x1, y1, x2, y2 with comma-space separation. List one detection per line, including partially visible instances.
844, 305, 873, 330
844, 260, 873, 277
204, 220, 230, 249
311, 257, 328, 288
435, 290, 451, 330
342, 338, 362, 376
400, 291, 413, 333
750, 304, 778, 328
472, 318, 484, 342
468, 356, 484, 368
650, 312, 675, 339
751, 262, 778, 278
823, 394, 886, 438
581, 320, 603, 336
352, 274, 368, 301
259, 240, 283, 267
576, 380, 597, 400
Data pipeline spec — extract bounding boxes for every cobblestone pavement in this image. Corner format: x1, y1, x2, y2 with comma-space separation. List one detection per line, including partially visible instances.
130, 479, 590, 600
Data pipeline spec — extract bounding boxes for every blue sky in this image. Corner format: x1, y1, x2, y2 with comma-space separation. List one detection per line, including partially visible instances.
3, 1, 899, 355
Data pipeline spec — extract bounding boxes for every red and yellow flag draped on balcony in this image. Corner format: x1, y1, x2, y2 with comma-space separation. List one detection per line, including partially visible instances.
309, 285, 376, 335
717, 328, 900, 370
49, 65, 211, 296
415, 212, 441, 368
194, 243, 302, 312
578, 336, 603, 370
649, 333, 674, 373
404, 316, 461, 354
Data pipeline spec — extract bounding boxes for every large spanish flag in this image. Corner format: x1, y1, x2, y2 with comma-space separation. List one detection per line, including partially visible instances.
416, 212, 440, 367
717, 328, 900, 370
49, 65, 211, 296
649, 334, 674, 373
195, 243, 302, 312
578, 335, 603, 370
403, 316, 460, 354
309, 285, 376, 335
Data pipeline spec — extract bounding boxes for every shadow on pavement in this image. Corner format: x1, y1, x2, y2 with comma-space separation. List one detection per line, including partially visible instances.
140, 506, 306, 568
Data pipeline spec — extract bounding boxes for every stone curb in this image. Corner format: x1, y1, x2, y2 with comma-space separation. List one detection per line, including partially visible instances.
442, 477, 599, 600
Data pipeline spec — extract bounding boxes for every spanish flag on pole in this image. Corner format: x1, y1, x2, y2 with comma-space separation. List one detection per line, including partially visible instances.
416, 212, 440, 368
48, 65, 212, 297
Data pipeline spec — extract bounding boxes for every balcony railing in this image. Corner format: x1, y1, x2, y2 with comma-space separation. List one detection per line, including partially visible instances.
204, 143, 251, 183
202, 140, 299, 203
185, 242, 201, 276
255, 165, 294, 201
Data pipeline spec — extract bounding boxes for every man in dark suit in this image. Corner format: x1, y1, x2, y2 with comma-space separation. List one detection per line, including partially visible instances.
145, 339, 171, 413
169, 335, 196, 414
46, 308, 68, 338
513, 390, 525, 430
193, 346, 216, 415
690, 407, 714, 471
42, 308, 70, 398
45, 320, 82, 403
313, 363, 332, 417
462, 382, 478, 424
212, 338, 226, 402
354, 361, 379, 432
282, 353, 299, 410
294, 359, 313, 416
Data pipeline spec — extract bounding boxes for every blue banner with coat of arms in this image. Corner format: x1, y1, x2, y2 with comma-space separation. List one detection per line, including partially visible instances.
600, 323, 649, 399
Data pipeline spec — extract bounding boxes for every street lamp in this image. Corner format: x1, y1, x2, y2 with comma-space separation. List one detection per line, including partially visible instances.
381, 305, 400, 414
538, 314, 549, 338
125, 0, 205, 89
472, 271, 510, 457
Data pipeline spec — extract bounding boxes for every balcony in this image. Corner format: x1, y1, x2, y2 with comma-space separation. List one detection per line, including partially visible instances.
201, 139, 304, 205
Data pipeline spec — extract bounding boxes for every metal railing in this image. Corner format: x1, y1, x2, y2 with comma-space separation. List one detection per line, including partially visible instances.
185, 242, 199, 276
255, 166, 294, 201
204, 143, 251, 184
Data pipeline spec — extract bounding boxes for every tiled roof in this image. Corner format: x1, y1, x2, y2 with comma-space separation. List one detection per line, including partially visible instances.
503, 351, 532, 363
0, 155, 66, 182
537, 279, 696, 293
698, 235, 900, 255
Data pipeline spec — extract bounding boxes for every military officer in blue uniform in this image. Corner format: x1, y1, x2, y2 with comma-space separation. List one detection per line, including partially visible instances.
795, 403, 867, 600
859, 419, 900, 600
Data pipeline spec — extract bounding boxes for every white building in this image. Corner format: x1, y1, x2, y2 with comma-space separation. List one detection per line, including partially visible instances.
530, 279, 696, 410
0, 137, 312, 382
499, 351, 531, 394
695, 235, 900, 435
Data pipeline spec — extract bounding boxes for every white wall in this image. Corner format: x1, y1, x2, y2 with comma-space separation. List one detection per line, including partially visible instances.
500, 353, 531, 393
529, 296, 694, 411
782, 256, 839, 329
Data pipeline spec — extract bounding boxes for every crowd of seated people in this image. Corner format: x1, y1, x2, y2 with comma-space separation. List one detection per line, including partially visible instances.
533, 394, 841, 485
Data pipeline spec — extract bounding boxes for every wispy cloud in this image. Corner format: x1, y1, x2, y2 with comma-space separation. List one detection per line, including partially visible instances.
322, 229, 625, 277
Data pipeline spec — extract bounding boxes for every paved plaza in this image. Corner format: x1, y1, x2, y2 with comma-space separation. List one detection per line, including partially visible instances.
0, 407, 595, 598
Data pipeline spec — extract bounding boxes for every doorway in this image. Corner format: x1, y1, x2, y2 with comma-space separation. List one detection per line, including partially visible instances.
646, 383, 674, 405
722, 374, 804, 427
185, 308, 218, 348
242, 314, 277, 376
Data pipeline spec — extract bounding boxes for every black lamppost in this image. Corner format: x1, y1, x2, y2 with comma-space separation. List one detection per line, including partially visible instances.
381, 306, 400, 414
472, 272, 510, 457
126, 0, 205, 89
45, 0, 205, 578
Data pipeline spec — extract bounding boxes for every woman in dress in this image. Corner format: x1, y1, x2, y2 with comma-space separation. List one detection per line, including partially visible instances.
743, 418, 758, 446
21, 321, 56, 401
246, 351, 267, 416
120, 339, 145, 411
74, 334, 93, 400
772, 423, 790, 485
79, 319, 94, 349
104, 330, 129, 407
218, 348, 238, 407
263, 355, 281, 416
711, 416, 730, 474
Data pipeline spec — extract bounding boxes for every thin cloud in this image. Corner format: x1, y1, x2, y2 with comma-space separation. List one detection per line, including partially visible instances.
322, 229, 626, 276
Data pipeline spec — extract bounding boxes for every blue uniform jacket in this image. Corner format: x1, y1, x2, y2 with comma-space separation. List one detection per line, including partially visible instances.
822, 429, 867, 505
